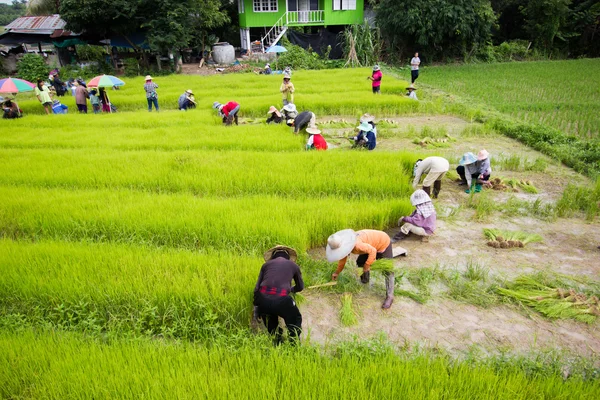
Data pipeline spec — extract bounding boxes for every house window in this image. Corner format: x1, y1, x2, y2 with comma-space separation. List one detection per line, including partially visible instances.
333, 0, 356, 10
238, 0, 245, 13
253, 0, 278, 12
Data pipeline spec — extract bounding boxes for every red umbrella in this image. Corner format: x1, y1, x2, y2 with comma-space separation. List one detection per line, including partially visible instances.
0, 77, 35, 93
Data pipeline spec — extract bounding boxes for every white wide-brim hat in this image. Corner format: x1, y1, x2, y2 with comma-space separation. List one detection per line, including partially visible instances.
373, 65, 380, 71
213, 101, 221, 109
283, 103, 296, 112
306, 127, 321, 135
359, 113, 375, 123
477, 149, 489, 160
326, 229, 357, 262
410, 189, 432, 206
145, 75, 153, 80
264, 245, 297, 262
186, 89, 193, 94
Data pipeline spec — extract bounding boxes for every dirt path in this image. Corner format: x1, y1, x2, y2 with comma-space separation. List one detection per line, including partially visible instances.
302, 115, 600, 359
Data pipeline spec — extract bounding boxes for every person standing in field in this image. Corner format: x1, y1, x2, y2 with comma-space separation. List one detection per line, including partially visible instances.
254, 245, 304, 345
35, 79, 52, 115
327, 229, 395, 309
280, 73, 295, 105
75, 83, 89, 113
143, 75, 159, 112
89, 89, 101, 114
305, 127, 328, 150
213, 101, 240, 125
368, 65, 382, 94
287, 110, 316, 134
410, 52, 421, 83
99, 88, 111, 113
393, 189, 437, 243
412, 156, 450, 198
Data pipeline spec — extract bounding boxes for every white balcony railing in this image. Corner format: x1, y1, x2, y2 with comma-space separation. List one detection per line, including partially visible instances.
287, 10, 325, 25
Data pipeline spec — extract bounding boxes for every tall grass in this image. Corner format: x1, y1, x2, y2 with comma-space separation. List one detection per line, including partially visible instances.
1, 329, 598, 399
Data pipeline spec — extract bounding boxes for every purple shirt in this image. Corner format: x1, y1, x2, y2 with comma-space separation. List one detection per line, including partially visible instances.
403, 210, 436, 235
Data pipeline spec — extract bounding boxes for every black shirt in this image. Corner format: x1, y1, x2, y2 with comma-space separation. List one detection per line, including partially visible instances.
254, 257, 304, 296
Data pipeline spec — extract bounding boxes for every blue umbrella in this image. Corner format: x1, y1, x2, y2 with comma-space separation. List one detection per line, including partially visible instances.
265, 45, 287, 70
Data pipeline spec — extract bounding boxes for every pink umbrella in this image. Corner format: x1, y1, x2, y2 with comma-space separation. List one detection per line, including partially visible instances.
0, 77, 35, 93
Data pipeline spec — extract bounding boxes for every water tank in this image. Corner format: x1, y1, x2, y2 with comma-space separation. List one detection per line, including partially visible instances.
212, 43, 235, 64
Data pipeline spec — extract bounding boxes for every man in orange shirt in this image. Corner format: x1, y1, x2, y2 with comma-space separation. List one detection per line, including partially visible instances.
326, 229, 395, 309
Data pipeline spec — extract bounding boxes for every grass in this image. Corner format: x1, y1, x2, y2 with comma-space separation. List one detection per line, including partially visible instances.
1, 329, 599, 399
339, 293, 358, 326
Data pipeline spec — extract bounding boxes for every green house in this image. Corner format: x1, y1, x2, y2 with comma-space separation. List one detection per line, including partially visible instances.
237, 0, 364, 52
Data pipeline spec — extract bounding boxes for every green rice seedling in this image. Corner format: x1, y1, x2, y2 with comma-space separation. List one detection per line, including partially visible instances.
463, 261, 489, 282
369, 258, 395, 273
497, 155, 522, 171
394, 289, 429, 304
484, 229, 543, 249
442, 269, 499, 308
466, 191, 496, 221
524, 157, 548, 172
292, 292, 306, 306
2, 329, 599, 399
556, 183, 600, 220
339, 293, 358, 326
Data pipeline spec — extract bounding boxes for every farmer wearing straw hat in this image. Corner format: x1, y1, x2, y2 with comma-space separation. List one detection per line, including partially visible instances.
281, 103, 298, 120
287, 110, 316, 134
359, 113, 378, 136
457, 150, 492, 193
253, 245, 304, 345
178, 89, 196, 111
143, 75, 159, 112
368, 65, 382, 94
406, 84, 418, 100
280, 73, 295, 105
412, 156, 450, 198
352, 121, 377, 150
213, 101, 240, 125
393, 189, 437, 243
266, 106, 283, 124
305, 127, 328, 150
327, 229, 395, 309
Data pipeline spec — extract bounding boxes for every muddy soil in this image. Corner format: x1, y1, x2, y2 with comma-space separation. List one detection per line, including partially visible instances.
301, 115, 600, 359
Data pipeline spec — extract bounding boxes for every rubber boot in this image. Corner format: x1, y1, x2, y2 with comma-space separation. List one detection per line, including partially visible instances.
234, 114, 239, 125
432, 180, 441, 199
422, 186, 431, 196
392, 231, 407, 243
382, 272, 395, 309
474, 184, 482, 193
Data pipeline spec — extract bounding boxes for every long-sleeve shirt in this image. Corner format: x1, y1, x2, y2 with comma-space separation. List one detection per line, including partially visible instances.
144, 82, 159, 98
335, 230, 391, 274
465, 158, 492, 187
403, 209, 436, 235
253, 257, 304, 304
221, 101, 239, 116
413, 156, 450, 188
294, 111, 315, 133
411, 57, 421, 70
280, 81, 295, 102
75, 85, 89, 105
89, 94, 100, 106
372, 70, 382, 87
306, 134, 328, 150
478, 157, 492, 176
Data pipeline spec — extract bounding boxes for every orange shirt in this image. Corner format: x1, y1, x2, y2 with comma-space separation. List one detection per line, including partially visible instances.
335, 229, 391, 274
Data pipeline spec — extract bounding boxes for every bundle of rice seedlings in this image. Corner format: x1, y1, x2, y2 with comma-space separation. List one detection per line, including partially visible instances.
369, 258, 395, 273
339, 292, 358, 326
505, 178, 539, 194
292, 292, 306, 305
497, 276, 600, 324
484, 229, 542, 249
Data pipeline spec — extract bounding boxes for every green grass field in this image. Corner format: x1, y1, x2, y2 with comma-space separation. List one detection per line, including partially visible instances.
1, 66, 599, 397
424, 59, 600, 140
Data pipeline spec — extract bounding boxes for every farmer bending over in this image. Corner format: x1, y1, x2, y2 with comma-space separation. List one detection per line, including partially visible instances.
412, 156, 449, 198
305, 127, 328, 150
352, 121, 377, 150
1, 97, 22, 119
281, 103, 298, 120
457, 150, 492, 193
213, 100, 240, 126
178, 89, 196, 111
266, 106, 283, 124
254, 245, 304, 345
327, 229, 395, 309
393, 189, 436, 243
287, 110, 316, 134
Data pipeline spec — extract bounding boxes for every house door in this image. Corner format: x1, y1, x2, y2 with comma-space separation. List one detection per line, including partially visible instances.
291, 0, 318, 22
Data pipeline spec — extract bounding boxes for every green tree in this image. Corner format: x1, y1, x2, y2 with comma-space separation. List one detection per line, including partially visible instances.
0, 0, 27, 25
16, 54, 49, 82
376, 0, 496, 60
522, 0, 571, 52
27, 0, 60, 15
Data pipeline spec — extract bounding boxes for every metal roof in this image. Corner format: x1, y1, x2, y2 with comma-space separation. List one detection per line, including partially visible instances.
5, 15, 68, 35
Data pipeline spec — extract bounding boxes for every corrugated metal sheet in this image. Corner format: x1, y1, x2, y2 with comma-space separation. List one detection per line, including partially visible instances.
5, 15, 67, 34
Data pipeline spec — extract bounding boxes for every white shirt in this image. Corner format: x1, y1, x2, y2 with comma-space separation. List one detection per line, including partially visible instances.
411, 57, 420, 70
408, 91, 418, 100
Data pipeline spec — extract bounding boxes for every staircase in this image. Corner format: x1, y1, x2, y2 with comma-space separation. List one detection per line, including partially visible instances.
261, 10, 325, 52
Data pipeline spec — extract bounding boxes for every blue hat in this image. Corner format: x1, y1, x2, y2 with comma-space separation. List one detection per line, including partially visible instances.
459, 152, 477, 166
357, 121, 372, 132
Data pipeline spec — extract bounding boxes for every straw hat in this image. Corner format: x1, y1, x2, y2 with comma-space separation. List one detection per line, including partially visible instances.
406, 84, 417, 91
477, 149, 489, 160
410, 189, 432, 206
268, 106, 278, 114
326, 229, 358, 262
264, 245, 297, 262
359, 113, 375, 123
145, 75, 153, 81
213, 101, 221, 109
357, 121, 373, 132
283, 103, 296, 112
373, 65, 380, 71
283, 73, 291, 80
459, 152, 477, 166
186, 89, 193, 95
306, 127, 321, 135
286, 119, 295, 126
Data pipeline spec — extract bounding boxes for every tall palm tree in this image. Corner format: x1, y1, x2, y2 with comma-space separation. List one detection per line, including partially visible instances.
27, 0, 60, 16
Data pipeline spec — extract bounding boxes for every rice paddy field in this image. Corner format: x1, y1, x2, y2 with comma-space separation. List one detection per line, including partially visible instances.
1, 66, 600, 398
